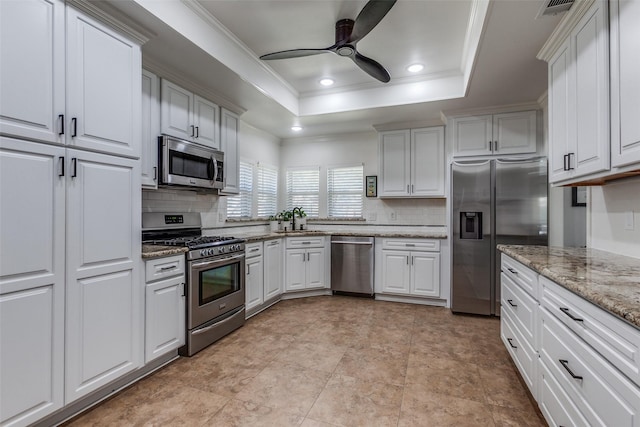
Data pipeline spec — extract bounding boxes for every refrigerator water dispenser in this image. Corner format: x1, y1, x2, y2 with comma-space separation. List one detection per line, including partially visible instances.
460, 212, 482, 239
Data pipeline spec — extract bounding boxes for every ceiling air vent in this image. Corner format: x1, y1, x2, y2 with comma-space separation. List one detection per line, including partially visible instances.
536, 0, 575, 18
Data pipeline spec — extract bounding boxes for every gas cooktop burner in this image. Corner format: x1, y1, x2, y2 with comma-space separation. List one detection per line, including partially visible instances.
150, 235, 243, 249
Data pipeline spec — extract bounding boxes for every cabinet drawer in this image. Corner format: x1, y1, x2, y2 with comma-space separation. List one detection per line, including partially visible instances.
286, 236, 324, 249
381, 238, 440, 252
540, 276, 640, 387
501, 254, 538, 299
539, 307, 640, 427
501, 273, 537, 348
145, 255, 185, 282
501, 309, 537, 397
538, 358, 589, 427
245, 242, 263, 258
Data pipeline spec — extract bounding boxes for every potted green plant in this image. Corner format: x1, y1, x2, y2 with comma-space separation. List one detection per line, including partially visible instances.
268, 214, 279, 232
280, 210, 293, 232
295, 208, 307, 230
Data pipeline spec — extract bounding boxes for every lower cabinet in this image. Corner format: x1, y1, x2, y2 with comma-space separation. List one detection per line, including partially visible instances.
377, 239, 441, 299
144, 255, 185, 363
263, 239, 283, 301
245, 242, 264, 312
285, 237, 327, 292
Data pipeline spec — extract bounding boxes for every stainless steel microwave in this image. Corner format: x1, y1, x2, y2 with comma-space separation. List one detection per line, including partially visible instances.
158, 135, 224, 190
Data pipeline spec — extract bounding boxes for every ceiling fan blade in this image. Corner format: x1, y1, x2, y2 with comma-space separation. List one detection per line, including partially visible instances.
352, 52, 391, 83
349, 0, 397, 44
260, 48, 332, 60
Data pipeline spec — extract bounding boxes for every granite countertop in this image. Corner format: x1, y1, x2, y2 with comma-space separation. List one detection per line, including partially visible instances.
230, 230, 448, 242
142, 244, 188, 259
498, 245, 640, 328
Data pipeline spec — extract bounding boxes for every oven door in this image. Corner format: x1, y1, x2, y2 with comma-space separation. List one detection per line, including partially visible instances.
187, 252, 245, 329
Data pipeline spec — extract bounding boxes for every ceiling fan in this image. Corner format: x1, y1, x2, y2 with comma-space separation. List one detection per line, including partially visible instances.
259, 0, 397, 83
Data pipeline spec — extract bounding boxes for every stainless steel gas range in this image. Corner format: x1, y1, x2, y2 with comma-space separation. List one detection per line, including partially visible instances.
142, 212, 245, 356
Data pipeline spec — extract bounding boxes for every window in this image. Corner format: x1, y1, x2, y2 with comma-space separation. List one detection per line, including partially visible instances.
286, 167, 319, 217
327, 165, 363, 218
257, 164, 278, 218
226, 161, 253, 218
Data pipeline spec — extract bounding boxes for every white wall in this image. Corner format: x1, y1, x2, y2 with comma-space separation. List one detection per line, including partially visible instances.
280, 131, 447, 225
588, 177, 640, 258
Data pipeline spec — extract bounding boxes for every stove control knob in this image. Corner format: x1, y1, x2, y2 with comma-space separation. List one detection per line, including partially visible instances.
200, 250, 206, 257
208, 248, 214, 256
220, 246, 226, 253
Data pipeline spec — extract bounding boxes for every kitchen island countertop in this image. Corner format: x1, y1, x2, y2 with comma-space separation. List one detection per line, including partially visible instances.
498, 245, 640, 329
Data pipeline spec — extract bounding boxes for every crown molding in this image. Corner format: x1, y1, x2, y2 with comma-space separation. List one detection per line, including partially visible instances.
537, 0, 596, 61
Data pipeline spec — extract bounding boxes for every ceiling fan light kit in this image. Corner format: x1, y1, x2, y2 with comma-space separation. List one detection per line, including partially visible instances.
260, 0, 397, 83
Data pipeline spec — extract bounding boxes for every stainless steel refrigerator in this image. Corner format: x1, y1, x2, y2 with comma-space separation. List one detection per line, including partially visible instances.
451, 158, 548, 316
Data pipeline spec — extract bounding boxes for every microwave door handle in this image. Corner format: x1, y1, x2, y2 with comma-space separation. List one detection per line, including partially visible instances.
208, 156, 215, 181
213, 157, 219, 182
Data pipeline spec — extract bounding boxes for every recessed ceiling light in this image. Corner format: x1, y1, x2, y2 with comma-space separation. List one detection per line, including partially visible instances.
319, 78, 334, 87
407, 63, 424, 73
291, 126, 302, 132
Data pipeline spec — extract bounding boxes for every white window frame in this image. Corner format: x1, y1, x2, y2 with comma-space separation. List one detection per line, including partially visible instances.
226, 160, 253, 218
286, 166, 320, 218
327, 163, 364, 218
256, 162, 278, 218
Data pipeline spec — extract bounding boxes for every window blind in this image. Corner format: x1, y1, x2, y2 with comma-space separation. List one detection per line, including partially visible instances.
327, 165, 363, 218
286, 167, 319, 217
257, 164, 278, 218
226, 161, 253, 218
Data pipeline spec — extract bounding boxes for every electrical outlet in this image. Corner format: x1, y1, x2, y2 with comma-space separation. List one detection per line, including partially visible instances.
368, 212, 377, 221
219, 212, 224, 222
390, 211, 397, 221
624, 211, 635, 231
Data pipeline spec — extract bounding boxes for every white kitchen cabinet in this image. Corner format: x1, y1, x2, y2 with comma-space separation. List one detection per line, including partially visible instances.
452, 111, 537, 157
220, 108, 239, 195
245, 242, 264, 312
285, 237, 326, 292
0, 0, 65, 144
545, 1, 610, 183
65, 149, 142, 403
0, 138, 65, 426
66, 7, 141, 158
144, 255, 185, 363
141, 69, 160, 188
378, 126, 445, 197
160, 79, 220, 149
378, 239, 441, 298
263, 239, 283, 301
610, 0, 640, 168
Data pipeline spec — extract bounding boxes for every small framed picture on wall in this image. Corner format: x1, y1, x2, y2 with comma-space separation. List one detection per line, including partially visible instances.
365, 176, 377, 197
572, 187, 587, 207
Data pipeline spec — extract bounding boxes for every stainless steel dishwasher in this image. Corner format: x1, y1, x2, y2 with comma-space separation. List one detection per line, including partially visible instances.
331, 235, 374, 296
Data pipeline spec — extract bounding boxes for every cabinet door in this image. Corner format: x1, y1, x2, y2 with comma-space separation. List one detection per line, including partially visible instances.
0, 138, 64, 425
285, 249, 306, 291
66, 7, 141, 158
548, 39, 573, 183
410, 252, 440, 298
610, 0, 640, 167
381, 251, 410, 294
141, 70, 160, 188
492, 111, 537, 155
305, 248, 325, 289
570, 1, 610, 178
220, 108, 239, 194
452, 115, 493, 157
65, 150, 141, 403
378, 130, 410, 196
161, 79, 194, 141
411, 127, 445, 197
264, 240, 283, 300
0, 0, 65, 144
193, 95, 220, 149
246, 256, 264, 311
145, 276, 185, 363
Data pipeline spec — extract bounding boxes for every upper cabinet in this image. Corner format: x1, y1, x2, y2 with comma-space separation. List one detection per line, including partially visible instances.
0, 0, 142, 159
220, 108, 240, 195
452, 111, 538, 157
141, 70, 160, 189
160, 79, 220, 150
540, 0, 640, 185
378, 126, 445, 198
610, 0, 640, 168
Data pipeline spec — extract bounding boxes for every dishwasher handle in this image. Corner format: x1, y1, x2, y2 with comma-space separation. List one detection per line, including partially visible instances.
331, 241, 373, 246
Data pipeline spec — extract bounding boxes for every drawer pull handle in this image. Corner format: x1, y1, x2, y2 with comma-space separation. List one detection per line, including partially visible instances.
250, 248, 260, 252
405, 243, 415, 247
302, 241, 311, 244
159, 266, 176, 271
507, 338, 517, 349
559, 359, 583, 380
559, 307, 583, 322
507, 299, 517, 308
507, 267, 518, 275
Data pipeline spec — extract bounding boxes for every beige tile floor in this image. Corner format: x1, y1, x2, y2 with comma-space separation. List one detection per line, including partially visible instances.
65, 296, 546, 426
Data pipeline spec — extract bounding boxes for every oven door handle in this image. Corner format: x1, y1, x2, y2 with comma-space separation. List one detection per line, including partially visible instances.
191, 253, 245, 270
